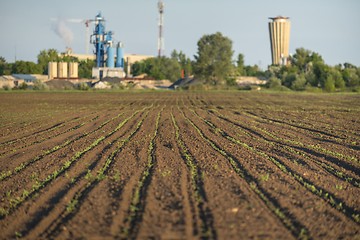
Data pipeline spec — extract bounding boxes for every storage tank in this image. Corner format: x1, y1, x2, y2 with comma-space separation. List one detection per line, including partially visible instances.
48, 62, 58, 79
107, 46, 115, 68
68, 62, 78, 78
115, 42, 124, 68
58, 62, 68, 79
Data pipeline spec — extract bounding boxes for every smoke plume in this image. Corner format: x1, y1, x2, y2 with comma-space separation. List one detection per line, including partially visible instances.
52, 18, 73, 47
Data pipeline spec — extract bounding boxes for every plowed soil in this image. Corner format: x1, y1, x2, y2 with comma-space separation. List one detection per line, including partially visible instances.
0, 92, 359, 239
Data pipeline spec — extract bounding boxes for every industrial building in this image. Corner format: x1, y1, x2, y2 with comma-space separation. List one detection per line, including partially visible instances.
87, 13, 124, 79
268, 16, 291, 65
62, 49, 153, 77
48, 62, 78, 80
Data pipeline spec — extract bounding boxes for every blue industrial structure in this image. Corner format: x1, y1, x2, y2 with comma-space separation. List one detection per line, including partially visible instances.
90, 13, 124, 79
115, 42, 124, 68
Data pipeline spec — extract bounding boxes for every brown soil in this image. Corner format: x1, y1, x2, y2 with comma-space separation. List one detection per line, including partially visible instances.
0, 92, 359, 239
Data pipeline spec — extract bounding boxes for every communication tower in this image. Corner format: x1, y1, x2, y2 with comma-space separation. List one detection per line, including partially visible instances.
158, 0, 165, 57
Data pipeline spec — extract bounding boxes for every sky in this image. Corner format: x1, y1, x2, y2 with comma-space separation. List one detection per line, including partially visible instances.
0, 0, 359, 68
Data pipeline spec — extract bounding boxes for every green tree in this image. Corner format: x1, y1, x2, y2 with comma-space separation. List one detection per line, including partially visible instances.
162, 57, 182, 81
291, 48, 312, 72
131, 57, 181, 82
12, 61, 42, 74
37, 49, 59, 74
324, 75, 335, 92
342, 68, 359, 87
267, 77, 282, 89
313, 62, 328, 88
328, 68, 345, 89
131, 58, 152, 77
236, 53, 245, 76
194, 32, 234, 85
78, 60, 95, 78
171, 50, 192, 77
291, 74, 307, 91
0, 56, 6, 75
283, 72, 297, 88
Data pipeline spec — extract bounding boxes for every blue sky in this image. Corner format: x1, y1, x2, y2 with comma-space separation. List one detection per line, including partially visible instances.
0, 0, 359, 68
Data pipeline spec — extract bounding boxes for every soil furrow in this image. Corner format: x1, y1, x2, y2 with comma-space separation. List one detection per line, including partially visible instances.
183, 106, 359, 239
177, 107, 305, 239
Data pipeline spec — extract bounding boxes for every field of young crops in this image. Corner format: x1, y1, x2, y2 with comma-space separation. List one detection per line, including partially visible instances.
0, 92, 359, 239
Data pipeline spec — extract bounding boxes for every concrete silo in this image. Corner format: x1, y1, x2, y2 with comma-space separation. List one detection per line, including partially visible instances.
57, 62, 68, 79
48, 62, 58, 80
268, 16, 291, 65
68, 62, 78, 79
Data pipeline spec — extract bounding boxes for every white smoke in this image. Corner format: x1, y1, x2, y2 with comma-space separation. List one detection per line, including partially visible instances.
52, 18, 73, 47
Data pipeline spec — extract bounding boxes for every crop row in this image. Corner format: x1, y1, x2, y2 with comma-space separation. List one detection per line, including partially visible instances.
207, 108, 360, 188
119, 109, 162, 239
0, 115, 100, 158
178, 107, 310, 239
171, 111, 216, 239
0, 110, 92, 145
247, 108, 359, 142
0, 106, 150, 218
189, 108, 360, 224
0, 113, 124, 181
39, 110, 150, 239
242, 111, 359, 165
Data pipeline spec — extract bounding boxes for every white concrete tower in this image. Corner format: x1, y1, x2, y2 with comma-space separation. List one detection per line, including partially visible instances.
268, 16, 291, 65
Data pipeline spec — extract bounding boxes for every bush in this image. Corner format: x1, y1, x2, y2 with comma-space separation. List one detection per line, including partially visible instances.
291, 74, 306, 91
33, 80, 48, 90
2, 85, 10, 91
110, 83, 124, 90
225, 77, 237, 86
305, 84, 323, 93
267, 77, 282, 89
18, 82, 28, 90
238, 85, 252, 91
324, 76, 335, 92
77, 82, 90, 91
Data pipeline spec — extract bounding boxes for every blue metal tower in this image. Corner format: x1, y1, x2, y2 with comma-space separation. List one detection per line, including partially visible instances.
90, 12, 125, 79
91, 13, 116, 68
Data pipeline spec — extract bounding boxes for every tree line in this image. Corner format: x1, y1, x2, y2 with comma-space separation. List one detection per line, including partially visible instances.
0, 49, 95, 79
1, 32, 359, 92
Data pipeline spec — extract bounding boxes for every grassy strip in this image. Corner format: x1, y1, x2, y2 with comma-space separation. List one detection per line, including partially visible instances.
0, 107, 149, 219
171, 111, 216, 239
179, 107, 310, 240
193, 108, 360, 224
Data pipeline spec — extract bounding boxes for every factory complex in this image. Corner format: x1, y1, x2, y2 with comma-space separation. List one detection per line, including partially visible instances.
0, 0, 291, 90
49, 12, 154, 81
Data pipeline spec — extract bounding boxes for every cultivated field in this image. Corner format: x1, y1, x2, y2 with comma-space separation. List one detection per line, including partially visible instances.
0, 92, 359, 239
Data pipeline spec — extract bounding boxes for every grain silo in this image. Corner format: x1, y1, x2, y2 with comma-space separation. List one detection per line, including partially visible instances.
57, 62, 68, 79
68, 62, 78, 79
48, 62, 58, 80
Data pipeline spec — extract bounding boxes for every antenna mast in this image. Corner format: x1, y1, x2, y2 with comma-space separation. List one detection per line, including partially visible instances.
158, 0, 164, 57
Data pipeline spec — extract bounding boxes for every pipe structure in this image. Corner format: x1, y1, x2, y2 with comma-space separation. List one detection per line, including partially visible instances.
92, 13, 106, 67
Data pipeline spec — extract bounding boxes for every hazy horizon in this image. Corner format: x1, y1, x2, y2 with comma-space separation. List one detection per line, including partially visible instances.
1, 0, 359, 68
